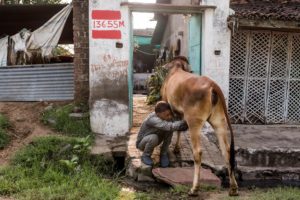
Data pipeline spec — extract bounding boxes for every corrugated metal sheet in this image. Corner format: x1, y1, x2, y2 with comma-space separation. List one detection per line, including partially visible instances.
0, 63, 74, 101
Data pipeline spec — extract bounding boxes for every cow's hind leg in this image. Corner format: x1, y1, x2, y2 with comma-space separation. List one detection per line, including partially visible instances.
186, 120, 205, 196
208, 114, 238, 196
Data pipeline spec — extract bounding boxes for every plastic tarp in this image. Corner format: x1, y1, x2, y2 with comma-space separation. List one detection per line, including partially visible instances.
27, 4, 72, 57
0, 36, 8, 67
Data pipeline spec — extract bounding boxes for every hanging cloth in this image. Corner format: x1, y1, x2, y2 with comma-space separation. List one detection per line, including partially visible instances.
27, 4, 72, 57
0, 36, 8, 67
11, 29, 31, 52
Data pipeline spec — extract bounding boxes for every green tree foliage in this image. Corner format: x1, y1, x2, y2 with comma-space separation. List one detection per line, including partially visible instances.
41, 104, 91, 137
52, 45, 73, 57
146, 64, 168, 105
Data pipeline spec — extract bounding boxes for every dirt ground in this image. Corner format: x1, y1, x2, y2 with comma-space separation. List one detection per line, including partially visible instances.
0, 101, 68, 165
0, 96, 153, 166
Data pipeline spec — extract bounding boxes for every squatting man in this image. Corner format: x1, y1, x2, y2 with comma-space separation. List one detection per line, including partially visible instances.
136, 101, 189, 167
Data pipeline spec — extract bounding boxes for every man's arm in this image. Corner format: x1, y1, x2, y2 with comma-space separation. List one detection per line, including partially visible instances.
146, 115, 187, 132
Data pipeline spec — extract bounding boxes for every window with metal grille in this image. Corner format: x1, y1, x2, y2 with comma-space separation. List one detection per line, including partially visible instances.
229, 30, 300, 124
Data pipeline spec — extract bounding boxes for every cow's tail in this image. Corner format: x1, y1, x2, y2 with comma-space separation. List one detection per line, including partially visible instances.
212, 84, 236, 174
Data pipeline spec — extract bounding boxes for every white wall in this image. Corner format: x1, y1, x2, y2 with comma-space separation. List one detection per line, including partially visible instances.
89, 0, 130, 137
201, 0, 231, 100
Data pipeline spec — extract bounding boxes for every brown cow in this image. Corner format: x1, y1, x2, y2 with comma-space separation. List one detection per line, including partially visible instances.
161, 56, 238, 196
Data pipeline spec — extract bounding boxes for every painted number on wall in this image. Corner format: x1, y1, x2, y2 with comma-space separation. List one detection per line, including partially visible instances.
92, 10, 125, 39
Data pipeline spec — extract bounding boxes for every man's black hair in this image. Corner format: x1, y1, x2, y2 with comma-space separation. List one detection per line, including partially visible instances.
155, 101, 171, 113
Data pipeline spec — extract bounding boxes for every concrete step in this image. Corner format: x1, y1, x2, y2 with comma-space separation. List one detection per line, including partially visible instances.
204, 124, 300, 168
152, 167, 221, 188
236, 166, 300, 187
90, 134, 113, 158
91, 134, 127, 158
236, 147, 300, 167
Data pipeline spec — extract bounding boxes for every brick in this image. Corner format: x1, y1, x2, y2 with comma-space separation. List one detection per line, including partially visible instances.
73, 0, 89, 103
82, 58, 88, 63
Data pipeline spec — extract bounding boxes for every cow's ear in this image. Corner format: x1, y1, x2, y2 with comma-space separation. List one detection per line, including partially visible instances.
163, 62, 173, 70
181, 61, 190, 72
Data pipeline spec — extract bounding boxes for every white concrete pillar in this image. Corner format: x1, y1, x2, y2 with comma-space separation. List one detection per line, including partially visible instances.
89, 0, 130, 137
201, 0, 231, 100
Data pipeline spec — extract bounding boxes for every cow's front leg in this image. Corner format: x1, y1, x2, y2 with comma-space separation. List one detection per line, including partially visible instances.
188, 121, 205, 196
173, 131, 181, 153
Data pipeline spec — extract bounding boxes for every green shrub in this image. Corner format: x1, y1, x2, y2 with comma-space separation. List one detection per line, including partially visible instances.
0, 136, 122, 200
41, 104, 91, 137
12, 136, 91, 170
222, 187, 300, 200
0, 164, 121, 200
0, 129, 10, 149
11, 136, 114, 174
0, 114, 10, 129
146, 64, 168, 105
250, 187, 300, 200
0, 114, 10, 149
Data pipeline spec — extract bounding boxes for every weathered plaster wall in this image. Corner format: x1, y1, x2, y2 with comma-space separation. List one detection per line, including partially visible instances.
89, 0, 130, 137
201, 0, 231, 100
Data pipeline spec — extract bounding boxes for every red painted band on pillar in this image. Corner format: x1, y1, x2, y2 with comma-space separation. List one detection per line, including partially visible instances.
92, 10, 121, 20
92, 30, 121, 39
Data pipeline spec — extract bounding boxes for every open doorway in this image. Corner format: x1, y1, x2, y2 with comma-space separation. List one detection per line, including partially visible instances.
129, 7, 202, 128
132, 11, 158, 95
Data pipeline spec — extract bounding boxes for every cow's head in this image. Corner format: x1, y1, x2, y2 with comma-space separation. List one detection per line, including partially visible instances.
164, 56, 191, 72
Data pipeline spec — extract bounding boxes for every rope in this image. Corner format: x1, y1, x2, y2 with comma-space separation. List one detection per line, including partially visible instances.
136, 49, 156, 56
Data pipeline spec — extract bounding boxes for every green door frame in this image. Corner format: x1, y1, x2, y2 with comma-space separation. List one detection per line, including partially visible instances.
189, 14, 202, 75
128, 12, 134, 126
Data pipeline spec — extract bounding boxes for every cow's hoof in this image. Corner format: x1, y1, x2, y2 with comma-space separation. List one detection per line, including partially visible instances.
188, 191, 198, 197
173, 146, 180, 153
188, 190, 198, 197
229, 187, 239, 196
